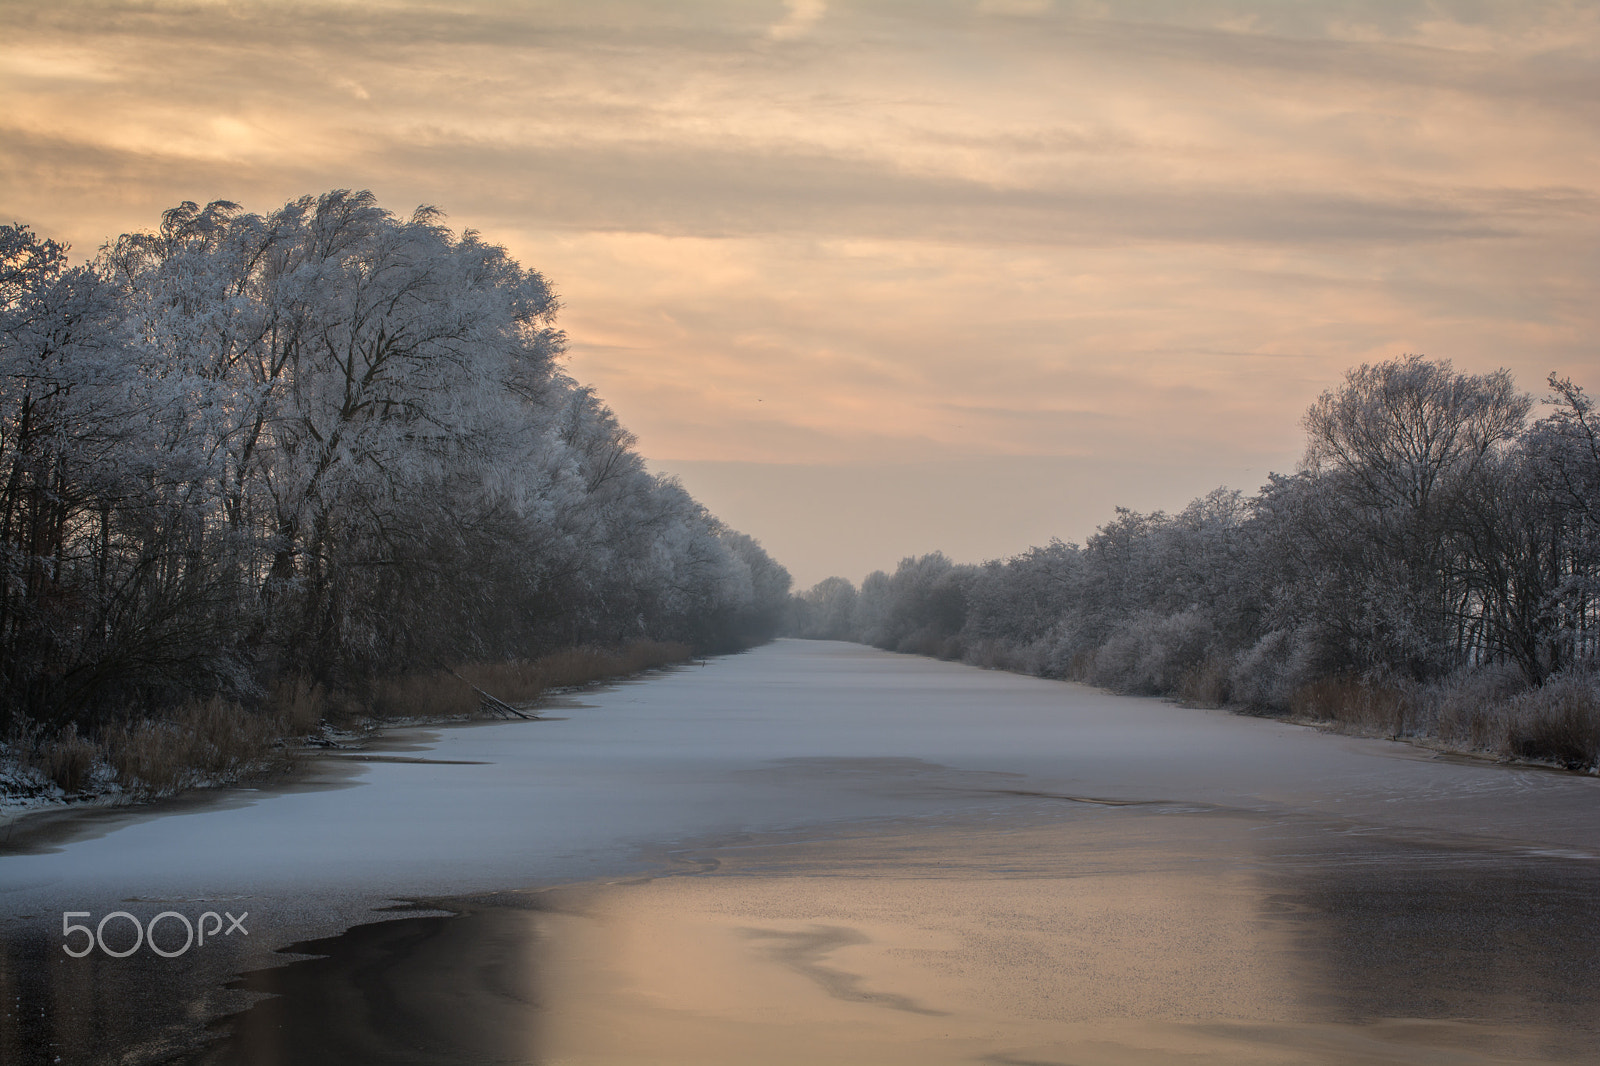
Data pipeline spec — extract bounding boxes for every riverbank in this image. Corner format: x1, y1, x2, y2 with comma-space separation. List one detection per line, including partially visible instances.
0, 641, 694, 831
869, 641, 1600, 777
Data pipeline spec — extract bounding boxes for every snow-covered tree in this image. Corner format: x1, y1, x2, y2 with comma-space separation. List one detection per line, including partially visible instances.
2, 192, 790, 729
789, 356, 1595, 720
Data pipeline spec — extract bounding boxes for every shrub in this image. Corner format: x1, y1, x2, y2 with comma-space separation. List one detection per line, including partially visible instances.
1418, 666, 1523, 750
1505, 671, 1600, 770
1014, 621, 1091, 680
1090, 608, 1219, 695
1228, 629, 1316, 713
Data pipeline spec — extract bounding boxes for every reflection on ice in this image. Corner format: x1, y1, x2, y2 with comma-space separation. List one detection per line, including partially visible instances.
186, 810, 1600, 1065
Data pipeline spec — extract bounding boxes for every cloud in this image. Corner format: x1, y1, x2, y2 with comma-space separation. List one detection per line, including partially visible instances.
4, 0, 1598, 579
316, 137, 1563, 246
977, 0, 1054, 16
768, 0, 827, 41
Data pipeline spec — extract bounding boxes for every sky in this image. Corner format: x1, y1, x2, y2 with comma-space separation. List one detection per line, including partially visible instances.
4, 0, 1597, 587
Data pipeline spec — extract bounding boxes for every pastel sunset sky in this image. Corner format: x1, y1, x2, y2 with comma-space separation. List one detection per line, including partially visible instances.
5, 0, 1597, 585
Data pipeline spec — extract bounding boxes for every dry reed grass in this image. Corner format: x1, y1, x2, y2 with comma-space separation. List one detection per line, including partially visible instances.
368, 641, 695, 720
11, 698, 294, 798
266, 676, 337, 734
369, 672, 479, 719
1289, 668, 1598, 771
7, 641, 694, 801
1290, 677, 1412, 736
963, 640, 1041, 675
1177, 657, 1232, 708
1067, 649, 1097, 682
1418, 668, 1522, 752
105, 698, 293, 796
39, 726, 98, 794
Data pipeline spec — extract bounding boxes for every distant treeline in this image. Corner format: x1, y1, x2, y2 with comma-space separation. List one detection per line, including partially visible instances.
790, 357, 1600, 769
1, 191, 790, 736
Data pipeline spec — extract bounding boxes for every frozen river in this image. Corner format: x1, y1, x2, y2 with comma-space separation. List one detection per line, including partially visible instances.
3, 639, 1599, 1064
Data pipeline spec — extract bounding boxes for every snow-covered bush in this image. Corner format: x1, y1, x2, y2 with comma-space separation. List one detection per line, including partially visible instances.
1505, 669, 1600, 770
1089, 607, 1220, 696
1227, 629, 1318, 712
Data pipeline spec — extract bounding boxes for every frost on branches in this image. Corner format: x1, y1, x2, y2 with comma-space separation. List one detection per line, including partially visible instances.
0, 192, 788, 731
789, 357, 1600, 767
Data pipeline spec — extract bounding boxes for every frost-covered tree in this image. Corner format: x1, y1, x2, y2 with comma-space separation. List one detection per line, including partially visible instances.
103, 192, 567, 675
791, 575, 859, 640
1, 193, 789, 730
1302, 355, 1529, 511
1295, 356, 1532, 679
788, 356, 1595, 722
1460, 376, 1600, 681
0, 223, 148, 723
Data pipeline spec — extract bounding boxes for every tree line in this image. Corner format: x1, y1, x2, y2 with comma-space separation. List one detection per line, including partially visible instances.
1, 191, 790, 736
790, 357, 1600, 767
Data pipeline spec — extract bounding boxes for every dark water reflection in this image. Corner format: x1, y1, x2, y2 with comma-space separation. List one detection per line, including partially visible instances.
167, 902, 544, 1066
1263, 834, 1600, 1059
